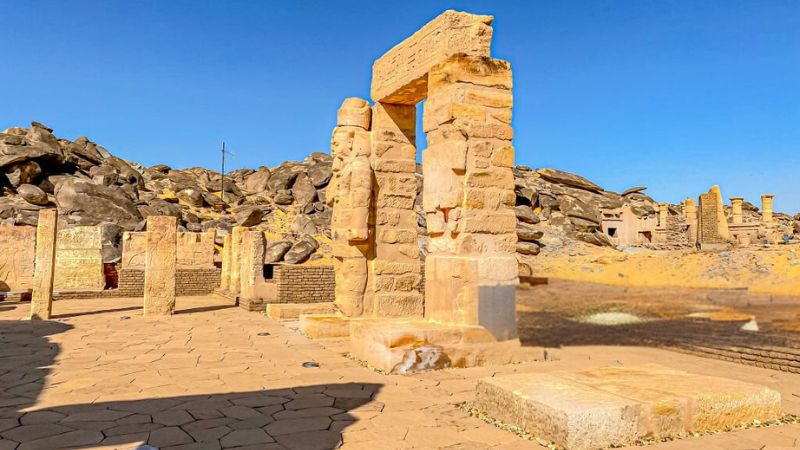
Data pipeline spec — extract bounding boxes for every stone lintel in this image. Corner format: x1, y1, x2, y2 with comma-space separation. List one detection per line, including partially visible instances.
371, 10, 494, 104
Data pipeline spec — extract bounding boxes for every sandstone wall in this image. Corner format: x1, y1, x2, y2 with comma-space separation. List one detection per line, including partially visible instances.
0, 225, 36, 291
123, 230, 215, 270
54, 226, 104, 291
272, 265, 335, 304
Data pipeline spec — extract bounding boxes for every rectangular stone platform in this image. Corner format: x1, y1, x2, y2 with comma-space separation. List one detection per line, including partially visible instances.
474, 364, 782, 450
299, 314, 351, 339
350, 319, 543, 373
266, 302, 335, 320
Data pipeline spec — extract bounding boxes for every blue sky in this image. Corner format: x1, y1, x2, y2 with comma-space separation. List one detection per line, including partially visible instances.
2, 1, 798, 212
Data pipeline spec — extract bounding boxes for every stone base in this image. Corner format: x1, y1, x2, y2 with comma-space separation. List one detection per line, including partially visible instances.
238, 296, 265, 312
266, 302, 335, 320
474, 364, 782, 450
299, 314, 351, 339
350, 319, 542, 373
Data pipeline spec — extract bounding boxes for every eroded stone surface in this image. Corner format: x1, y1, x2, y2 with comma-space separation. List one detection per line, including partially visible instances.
29, 209, 57, 319
0, 225, 35, 291
474, 364, 783, 449
54, 226, 104, 291
143, 216, 177, 315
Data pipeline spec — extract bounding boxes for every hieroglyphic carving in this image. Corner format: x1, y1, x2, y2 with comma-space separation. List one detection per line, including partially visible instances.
143, 216, 177, 315
0, 225, 36, 291
54, 226, 104, 291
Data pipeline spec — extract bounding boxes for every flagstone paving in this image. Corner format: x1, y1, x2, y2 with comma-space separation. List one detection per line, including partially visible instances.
0, 295, 798, 449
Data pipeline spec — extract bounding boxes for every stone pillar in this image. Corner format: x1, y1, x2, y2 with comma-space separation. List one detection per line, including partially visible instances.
684, 198, 698, 245
143, 216, 177, 316
422, 54, 517, 341
239, 230, 265, 300
730, 197, 744, 224
220, 233, 232, 291
29, 209, 58, 320
761, 194, 774, 224
658, 204, 669, 228
229, 226, 244, 296
711, 185, 730, 240
368, 102, 422, 317
329, 98, 373, 317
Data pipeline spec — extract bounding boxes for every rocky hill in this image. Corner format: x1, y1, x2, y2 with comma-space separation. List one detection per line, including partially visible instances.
2, 122, 797, 264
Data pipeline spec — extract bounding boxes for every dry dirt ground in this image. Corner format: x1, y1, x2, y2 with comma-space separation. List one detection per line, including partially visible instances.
0, 294, 799, 449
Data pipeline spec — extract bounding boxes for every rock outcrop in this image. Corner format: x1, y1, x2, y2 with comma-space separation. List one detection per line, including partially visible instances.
2, 122, 797, 265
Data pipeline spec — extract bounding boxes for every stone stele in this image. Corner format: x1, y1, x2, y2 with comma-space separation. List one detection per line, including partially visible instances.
474, 364, 782, 450
143, 215, 177, 316
54, 226, 104, 291
29, 209, 58, 320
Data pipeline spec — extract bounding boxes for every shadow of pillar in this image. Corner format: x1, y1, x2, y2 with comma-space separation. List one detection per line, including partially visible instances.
0, 320, 382, 450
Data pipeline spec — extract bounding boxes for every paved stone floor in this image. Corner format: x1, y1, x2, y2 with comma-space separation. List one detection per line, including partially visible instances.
0, 295, 798, 449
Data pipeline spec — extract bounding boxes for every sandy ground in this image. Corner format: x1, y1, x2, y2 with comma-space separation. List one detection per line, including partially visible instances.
523, 242, 800, 296
0, 294, 799, 449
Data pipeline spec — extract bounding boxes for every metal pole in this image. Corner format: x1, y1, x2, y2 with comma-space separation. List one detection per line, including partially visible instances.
221, 142, 225, 203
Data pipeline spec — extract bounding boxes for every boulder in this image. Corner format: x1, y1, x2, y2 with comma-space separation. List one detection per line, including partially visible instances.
577, 231, 614, 247
55, 179, 142, 230
536, 168, 602, 192
264, 241, 293, 263
517, 224, 544, 242
291, 214, 317, 236
514, 206, 540, 224
274, 190, 293, 205
243, 167, 271, 194
176, 188, 204, 207
17, 184, 49, 206
267, 166, 298, 193
516, 242, 541, 256
283, 237, 319, 264
308, 162, 333, 187
236, 206, 265, 227
291, 174, 317, 205
137, 199, 182, 220
5, 161, 42, 187
622, 186, 648, 196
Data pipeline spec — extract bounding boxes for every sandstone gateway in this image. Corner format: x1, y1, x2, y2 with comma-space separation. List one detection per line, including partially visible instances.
297, 11, 522, 371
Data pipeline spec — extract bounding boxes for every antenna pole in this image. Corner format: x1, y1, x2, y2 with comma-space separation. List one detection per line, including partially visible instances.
221, 142, 225, 203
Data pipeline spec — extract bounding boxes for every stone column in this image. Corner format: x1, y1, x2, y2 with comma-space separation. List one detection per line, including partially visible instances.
422, 54, 517, 341
658, 204, 669, 228
368, 102, 422, 317
220, 233, 232, 291
229, 226, 244, 296
730, 197, 744, 224
684, 198, 698, 245
710, 185, 730, 240
329, 98, 373, 317
144, 216, 177, 316
29, 209, 58, 320
239, 230, 265, 300
761, 194, 774, 224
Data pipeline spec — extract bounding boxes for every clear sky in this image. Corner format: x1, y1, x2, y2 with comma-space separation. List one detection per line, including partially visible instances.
2, 1, 798, 213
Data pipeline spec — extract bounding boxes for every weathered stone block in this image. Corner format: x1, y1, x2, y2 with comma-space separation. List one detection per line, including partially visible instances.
0, 225, 36, 291
299, 314, 351, 339
30, 210, 58, 320
54, 226, 104, 291
143, 216, 177, 316
371, 10, 494, 104
474, 365, 782, 450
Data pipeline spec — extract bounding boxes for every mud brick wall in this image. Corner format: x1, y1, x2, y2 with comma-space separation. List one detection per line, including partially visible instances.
273, 265, 334, 304
117, 268, 221, 297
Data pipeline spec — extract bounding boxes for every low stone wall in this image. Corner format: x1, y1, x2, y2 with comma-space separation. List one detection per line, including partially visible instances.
115, 268, 221, 297
271, 265, 334, 304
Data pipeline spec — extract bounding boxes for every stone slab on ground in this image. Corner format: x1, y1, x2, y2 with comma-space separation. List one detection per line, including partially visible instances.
266, 302, 335, 320
350, 319, 543, 373
299, 314, 351, 339
474, 364, 783, 450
